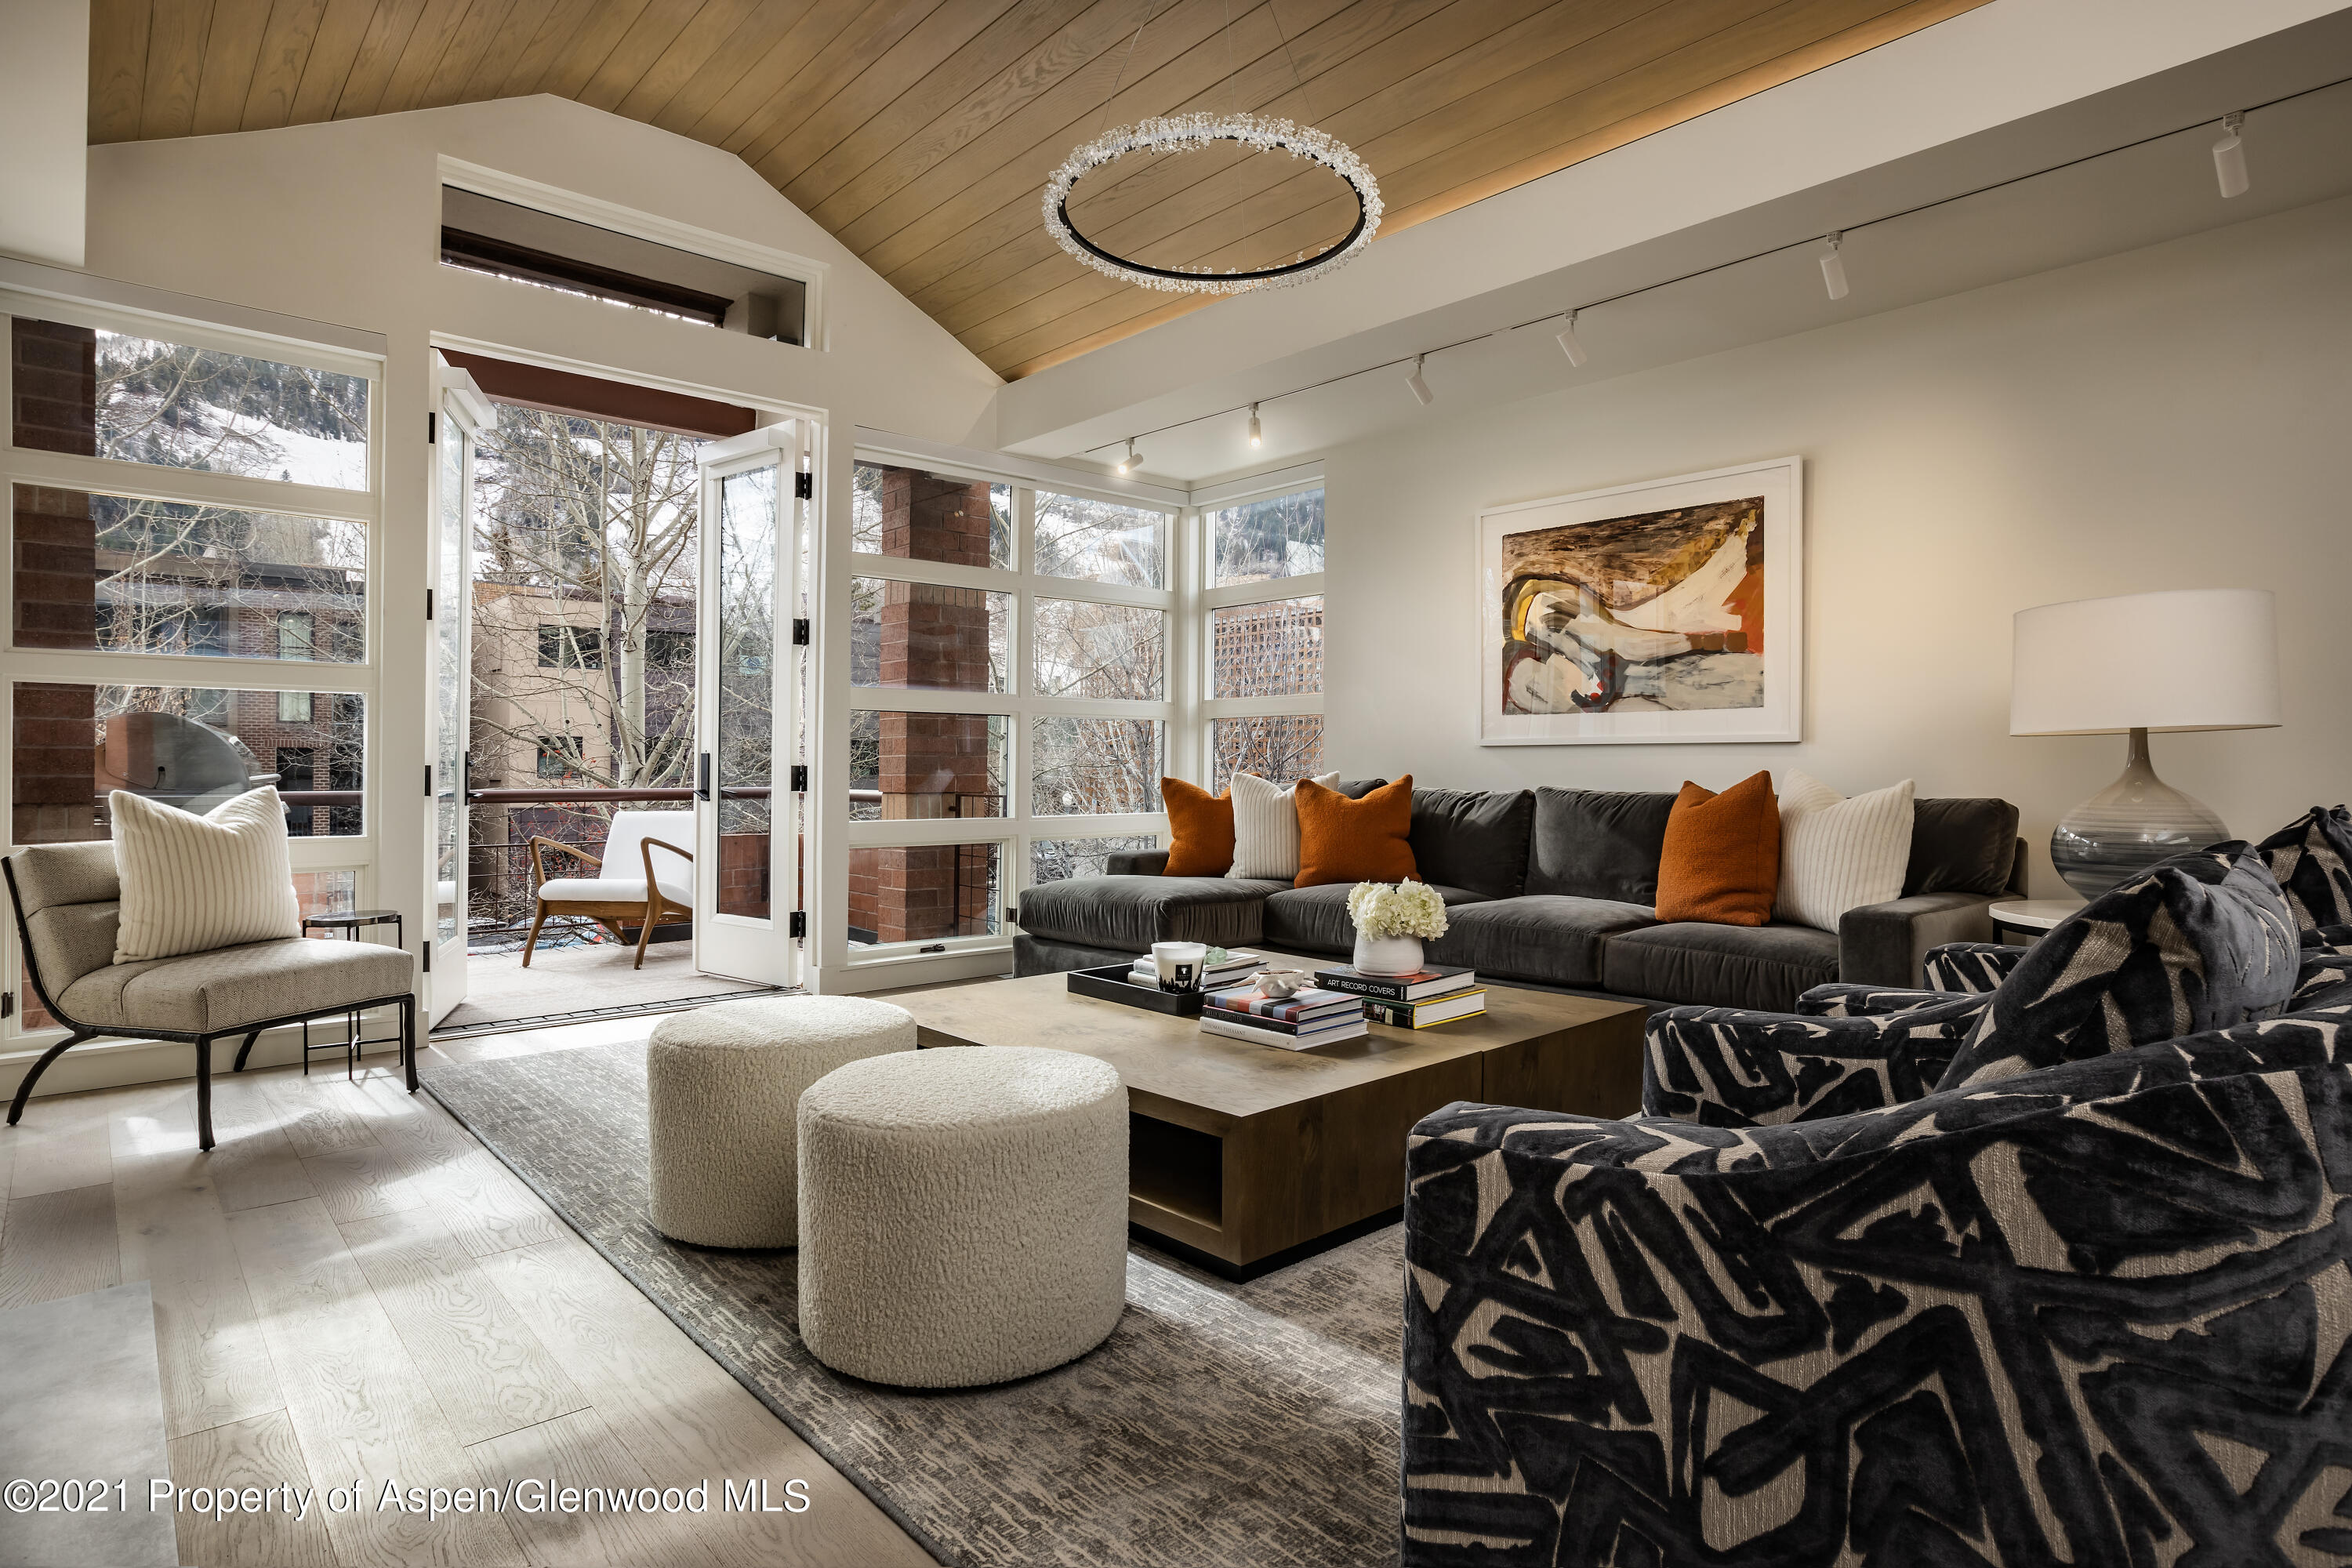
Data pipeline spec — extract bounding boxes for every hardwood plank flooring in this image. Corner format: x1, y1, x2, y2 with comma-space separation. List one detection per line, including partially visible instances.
0, 1036, 930, 1567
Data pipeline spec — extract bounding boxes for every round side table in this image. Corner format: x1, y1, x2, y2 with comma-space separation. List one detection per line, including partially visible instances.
300, 909, 405, 1077
1987, 899, 2083, 945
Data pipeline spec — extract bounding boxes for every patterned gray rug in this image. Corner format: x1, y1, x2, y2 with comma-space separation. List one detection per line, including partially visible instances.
422, 1041, 1403, 1568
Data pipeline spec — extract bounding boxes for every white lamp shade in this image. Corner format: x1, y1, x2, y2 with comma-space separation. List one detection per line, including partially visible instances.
2011, 588, 2279, 735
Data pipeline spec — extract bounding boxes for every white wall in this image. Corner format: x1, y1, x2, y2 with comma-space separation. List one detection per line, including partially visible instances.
1323, 195, 2352, 896
0, 0, 89, 269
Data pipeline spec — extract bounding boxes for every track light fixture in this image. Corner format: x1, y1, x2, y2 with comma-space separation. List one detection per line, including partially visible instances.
1247, 404, 1262, 448
1555, 310, 1588, 368
2213, 112, 2249, 198
1113, 439, 1142, 475
1819, 233, 1849, 301
1406, 354, 1433, 406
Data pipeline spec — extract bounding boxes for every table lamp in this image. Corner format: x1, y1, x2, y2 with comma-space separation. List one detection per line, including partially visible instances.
2011, 588, 2279, 897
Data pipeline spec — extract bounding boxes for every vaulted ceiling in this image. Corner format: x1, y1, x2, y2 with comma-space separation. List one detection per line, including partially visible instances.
87, 0, 1986, 379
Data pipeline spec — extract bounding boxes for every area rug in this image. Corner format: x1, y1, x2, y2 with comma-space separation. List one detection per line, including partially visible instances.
421, 1041, 1404, 1568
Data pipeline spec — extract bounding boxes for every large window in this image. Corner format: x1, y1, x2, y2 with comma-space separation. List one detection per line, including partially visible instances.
1201, 484, 1325, 789
843, 459, 1175, 959
5, 302, 381, 1035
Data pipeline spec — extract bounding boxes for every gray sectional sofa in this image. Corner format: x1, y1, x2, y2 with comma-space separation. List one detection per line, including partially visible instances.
1012, 781, 2026, 1013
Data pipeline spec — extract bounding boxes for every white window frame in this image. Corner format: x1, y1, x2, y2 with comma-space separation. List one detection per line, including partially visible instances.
0, 285, 386, 1049
1191, 466, 1328, 792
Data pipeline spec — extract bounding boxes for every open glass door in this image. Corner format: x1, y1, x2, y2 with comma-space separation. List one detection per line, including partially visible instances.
427, 363, 494, 1024
694, 423, 804, 986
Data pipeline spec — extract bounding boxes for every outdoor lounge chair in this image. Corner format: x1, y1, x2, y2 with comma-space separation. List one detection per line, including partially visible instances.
523, 809, 695, 969
2, 842, 416, 1151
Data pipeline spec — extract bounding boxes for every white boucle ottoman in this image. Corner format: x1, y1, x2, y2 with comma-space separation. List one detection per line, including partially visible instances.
646, 996, 914, 1249
797, 1046, 1128, 1388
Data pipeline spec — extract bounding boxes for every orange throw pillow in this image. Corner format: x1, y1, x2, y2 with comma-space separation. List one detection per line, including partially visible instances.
1655, 772, 1781, 926
1160, 779, 1234, 877
1296, 776, 1417, 887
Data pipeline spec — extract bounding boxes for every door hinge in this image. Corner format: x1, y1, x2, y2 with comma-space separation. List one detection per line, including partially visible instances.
427, 410, 437, 444
1, 992, 12, 1019
789, 911, 807, 939
422, 945, 431, 974
791, 618, 810, 646
789, 764, 808, 793
425, 587, 434, 621
425, 764, 434, 797
793, 470, 813, 500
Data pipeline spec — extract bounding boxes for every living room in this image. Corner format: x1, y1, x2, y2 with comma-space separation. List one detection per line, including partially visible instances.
2, 2, 2349, 1566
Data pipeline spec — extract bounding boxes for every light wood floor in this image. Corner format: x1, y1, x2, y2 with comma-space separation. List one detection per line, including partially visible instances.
0, 1017, 933, 1568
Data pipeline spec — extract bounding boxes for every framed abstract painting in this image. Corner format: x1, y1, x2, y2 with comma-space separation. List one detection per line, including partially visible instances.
1478, 456, 1802, 745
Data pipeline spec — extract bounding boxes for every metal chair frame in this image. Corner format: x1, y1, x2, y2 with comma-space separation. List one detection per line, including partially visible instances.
2, 858, 416, 1152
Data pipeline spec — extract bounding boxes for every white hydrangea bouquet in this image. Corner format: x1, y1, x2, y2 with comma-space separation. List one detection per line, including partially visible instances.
1347, 880, 1448, 975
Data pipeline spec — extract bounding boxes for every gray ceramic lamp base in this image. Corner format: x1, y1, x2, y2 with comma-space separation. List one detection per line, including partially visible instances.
2050, 728, 2228, 898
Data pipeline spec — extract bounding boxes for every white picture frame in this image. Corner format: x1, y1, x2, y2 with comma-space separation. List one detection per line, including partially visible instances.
1477, 456, 1803, 746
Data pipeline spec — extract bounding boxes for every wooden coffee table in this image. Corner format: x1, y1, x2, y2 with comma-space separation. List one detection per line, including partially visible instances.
891, 957, 1647, 1272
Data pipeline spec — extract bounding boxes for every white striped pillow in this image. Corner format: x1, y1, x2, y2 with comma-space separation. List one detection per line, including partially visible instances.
110, 786, 302, 964
1226, 772, 1340, 882
1774, 771, 1916, 931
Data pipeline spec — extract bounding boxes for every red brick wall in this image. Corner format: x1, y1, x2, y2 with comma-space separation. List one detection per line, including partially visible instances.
11, 318, 96, 457
10, 325, 100, 851
718, 830, 770, 919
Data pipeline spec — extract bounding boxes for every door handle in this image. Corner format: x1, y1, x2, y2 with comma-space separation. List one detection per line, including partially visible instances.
697, 753, 712, 802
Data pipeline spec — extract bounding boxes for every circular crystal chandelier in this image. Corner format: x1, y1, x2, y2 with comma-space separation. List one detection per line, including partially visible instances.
1043, 111, 1382, 296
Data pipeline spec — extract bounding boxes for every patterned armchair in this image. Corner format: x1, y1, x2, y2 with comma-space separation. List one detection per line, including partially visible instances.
1400, 841, 2352, 1566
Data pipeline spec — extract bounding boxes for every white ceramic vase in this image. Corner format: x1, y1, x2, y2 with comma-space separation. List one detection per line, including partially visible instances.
1352, 931, 1424, 976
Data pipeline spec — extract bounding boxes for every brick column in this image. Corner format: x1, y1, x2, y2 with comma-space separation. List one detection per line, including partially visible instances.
872, 471, 996, 941
9, 322, 100, 846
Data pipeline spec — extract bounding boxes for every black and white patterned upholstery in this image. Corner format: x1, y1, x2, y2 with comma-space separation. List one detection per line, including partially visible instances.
2259, 804, 2352, 932
1642, 995, 1984, 1127
1402, 1010, 2352, 1566
1922, 940, 2023, 993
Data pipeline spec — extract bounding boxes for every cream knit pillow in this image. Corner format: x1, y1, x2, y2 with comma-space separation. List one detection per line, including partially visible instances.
111, 786, 302, 964
1226, 772, 1340, 881
1774, 771, 1916, 931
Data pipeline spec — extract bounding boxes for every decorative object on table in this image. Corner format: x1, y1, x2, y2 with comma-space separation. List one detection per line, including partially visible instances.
1127, 947, 1260, 988
2255, 804, 2352, 932
299, 908, 405, 1078
1199, 983, 1367, 1050
1249, 967, 1313, 999
1066, 964, 1207, 1016
1314, 963, 1479, 1002
1226, 771, 1339, 880
1359, 989, 1489, 1029
2012, 588, 2279, 897
1346, 879, 1450, 975
523, 809, 695, 969
1158, 777, 1236, 877
1296, 776, 1417, 887
646, 996, 913, 1250
1653, 771, 1780, 926
1773, 772, 1915, 930
1150, 940, 1210, 992
109, 785, 301, 961
1479, 456, 1803, 745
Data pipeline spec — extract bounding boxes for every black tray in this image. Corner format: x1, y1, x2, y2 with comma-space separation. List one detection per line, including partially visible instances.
1067, 964, 1207, 1017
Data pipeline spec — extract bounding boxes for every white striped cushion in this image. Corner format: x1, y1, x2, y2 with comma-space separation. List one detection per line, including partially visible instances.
110, 786, 301, 964
1226, 772, 1340, 882
1774, 771, 1916, 931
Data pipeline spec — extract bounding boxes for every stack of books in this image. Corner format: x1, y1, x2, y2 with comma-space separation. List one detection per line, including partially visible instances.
1312, 964, 1486, 1029
1198, 983, 1368, 1050
1125, 949, 1265, 989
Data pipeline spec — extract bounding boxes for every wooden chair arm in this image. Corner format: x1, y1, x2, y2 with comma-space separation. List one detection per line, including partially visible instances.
641, 837, 694, 904
529, 836, 601, 895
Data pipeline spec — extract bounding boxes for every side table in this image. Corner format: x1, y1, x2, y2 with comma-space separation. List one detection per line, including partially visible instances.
1987, 898, 2084, 945
301, 909, 405, 1077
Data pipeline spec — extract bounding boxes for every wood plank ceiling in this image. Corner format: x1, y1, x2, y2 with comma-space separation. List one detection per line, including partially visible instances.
88, 0, 1987, 379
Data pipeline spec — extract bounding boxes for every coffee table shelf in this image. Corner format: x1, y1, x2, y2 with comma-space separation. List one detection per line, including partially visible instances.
895, 956, 1646, 1273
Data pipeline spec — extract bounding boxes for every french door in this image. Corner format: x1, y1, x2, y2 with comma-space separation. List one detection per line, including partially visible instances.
693, 423, 806, 987
426, 363, 494, 1025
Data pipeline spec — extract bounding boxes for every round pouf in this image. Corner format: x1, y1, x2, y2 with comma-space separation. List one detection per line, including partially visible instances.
798, 1046, 1127, 1388
645, 996, 914, 1248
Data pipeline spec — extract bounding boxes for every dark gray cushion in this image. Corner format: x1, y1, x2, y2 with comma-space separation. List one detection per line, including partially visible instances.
1904, 798, 2020, 896
1427, 895, 1657, 987
1525, 788, 1676, 905
1410, 789, 1535, 901
1334, 778, 1388, 800
1264, 882, 1489, 957
1602, 922, 1841, 1012
1014, 874, 1283, 953
1104, 849, 1170, 877
1936, 841, 2299, 1091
